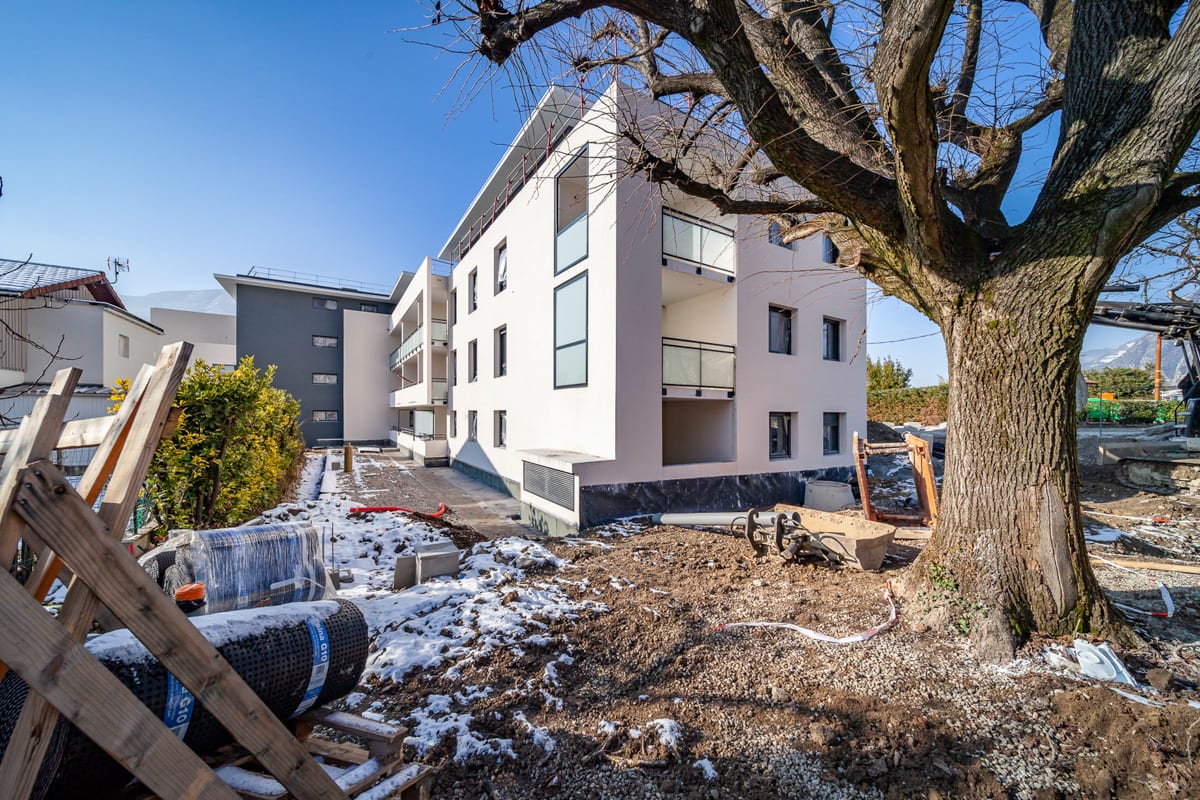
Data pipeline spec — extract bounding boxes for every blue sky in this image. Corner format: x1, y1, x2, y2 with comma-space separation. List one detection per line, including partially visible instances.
1, 1, 1140, 385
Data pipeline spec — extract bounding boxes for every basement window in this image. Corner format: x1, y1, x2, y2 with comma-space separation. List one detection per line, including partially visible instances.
312, 373, 338, 385
312, 410, 339, 422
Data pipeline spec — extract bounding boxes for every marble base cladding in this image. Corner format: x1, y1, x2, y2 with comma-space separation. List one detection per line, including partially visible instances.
450, 458, 522, 499
578, 467, 854, 529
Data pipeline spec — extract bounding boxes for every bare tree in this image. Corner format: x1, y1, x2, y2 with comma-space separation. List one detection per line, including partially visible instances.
425, 0, 1200, 657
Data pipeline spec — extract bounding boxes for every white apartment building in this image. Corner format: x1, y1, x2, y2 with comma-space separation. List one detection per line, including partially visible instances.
391, 85, 866, 535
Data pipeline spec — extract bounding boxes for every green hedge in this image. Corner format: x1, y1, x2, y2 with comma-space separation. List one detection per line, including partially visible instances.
1079, 399, 1183, 425
868, 385, 949, 425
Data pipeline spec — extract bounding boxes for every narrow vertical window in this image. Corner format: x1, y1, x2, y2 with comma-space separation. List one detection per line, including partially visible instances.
553, 272, 588, 388
823, 412, 843, 455
495, 326, 507, 377
449, 290, 457, 326
495, 410, 507, 447
823, 318, 842, 361
769, 412, 792, 459
449, 350, 457, 386
495, 242, 508, 293
449, 410, 457, 438
468, 410, 478, 440
768, 306, 793, 355
468, 340, 478, 382
468, 269, 478, 312
554, 147, 589, 274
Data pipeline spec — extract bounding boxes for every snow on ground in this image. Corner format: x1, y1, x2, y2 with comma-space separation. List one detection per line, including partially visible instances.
257, 453, 608, 763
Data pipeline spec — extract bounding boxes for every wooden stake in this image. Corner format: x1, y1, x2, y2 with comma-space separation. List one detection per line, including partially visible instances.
12, 460, 349, 800
0, 568, 237, 800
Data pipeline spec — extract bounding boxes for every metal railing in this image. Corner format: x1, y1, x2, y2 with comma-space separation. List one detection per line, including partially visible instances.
244, 265, 389, 295
662, 337, 736, 391
661, 209, 735, 274
449, 125, 574, 265
391, 425, 447, 441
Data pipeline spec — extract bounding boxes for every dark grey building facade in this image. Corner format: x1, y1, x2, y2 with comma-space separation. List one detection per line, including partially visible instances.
218, 271, 393, 447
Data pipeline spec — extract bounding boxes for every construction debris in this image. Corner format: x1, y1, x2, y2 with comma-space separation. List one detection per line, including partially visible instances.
853, 431, 939, 529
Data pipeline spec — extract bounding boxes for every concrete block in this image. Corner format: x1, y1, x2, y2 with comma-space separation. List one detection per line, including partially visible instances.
415, 542, 460, 583
393, 554, 417, 590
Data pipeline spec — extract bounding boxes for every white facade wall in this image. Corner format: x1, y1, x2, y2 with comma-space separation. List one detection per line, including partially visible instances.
435, 85, 865, 528
25, 302, 105, 384
150, 307, 237, 367
101, 308, 166, 386
343, 309, 396, 442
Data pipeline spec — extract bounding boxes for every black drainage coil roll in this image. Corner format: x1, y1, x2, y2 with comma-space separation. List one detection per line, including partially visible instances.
0, 599, 367, 800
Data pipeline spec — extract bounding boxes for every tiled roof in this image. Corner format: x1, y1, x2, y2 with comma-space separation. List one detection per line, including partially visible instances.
0, 259, 106, 295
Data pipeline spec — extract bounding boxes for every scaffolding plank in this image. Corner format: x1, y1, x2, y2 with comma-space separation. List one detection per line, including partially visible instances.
0, 348, 190, 800
0, 568, 237, 800
12, 460, 350, 800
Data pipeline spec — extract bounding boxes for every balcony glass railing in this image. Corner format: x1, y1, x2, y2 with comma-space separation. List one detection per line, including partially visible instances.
430, 320, 448, 345
389, 326, 424, 369
431, 379, 447, 403
555, 213, 588, 273
662, 337, 735, 391
662, 210, 735, 274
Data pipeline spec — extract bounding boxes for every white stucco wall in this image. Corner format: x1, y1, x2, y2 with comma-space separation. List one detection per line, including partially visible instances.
343, 309, 396, 442
150, 307, 237, 367
102, 309, 165, 387
25, 301, 105, 384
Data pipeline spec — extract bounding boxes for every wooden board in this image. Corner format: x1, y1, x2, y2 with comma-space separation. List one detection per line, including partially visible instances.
11, 459, 349, 800
0, 348, 190, 800
0, 568, 238, 800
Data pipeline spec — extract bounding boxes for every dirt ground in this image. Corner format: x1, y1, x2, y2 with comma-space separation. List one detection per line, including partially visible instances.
347, 436, 1200, 799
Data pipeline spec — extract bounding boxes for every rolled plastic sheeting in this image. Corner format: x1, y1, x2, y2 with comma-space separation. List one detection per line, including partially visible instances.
0, 599, 367, 800
140, 521, 332, 614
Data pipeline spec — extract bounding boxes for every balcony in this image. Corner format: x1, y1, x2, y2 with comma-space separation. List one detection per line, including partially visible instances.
555, 212, 587, 273
662, 209, 735, 275
391, 426, 449, 464
662, 337, 735, 396
388, 320, 448, 371
431, 379, 447, 404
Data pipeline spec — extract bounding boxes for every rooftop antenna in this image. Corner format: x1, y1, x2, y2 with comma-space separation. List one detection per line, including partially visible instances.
107, 257, 130, 284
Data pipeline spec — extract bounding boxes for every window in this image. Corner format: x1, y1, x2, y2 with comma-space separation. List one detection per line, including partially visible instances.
768, 306, 793, 355
360, 303, 378, 313
823, 412, 843, 455
449, 290, 457, 326
823, 318, 842, 361
495, 242, 508, 293
449, 350, 457, 386
313, 297, 338, 310
312, 410, 339, 422
449, 411, 457, 438
768, 221, 793, 250
468, 269, 478, 312
312, 335, 338, 348
555, 147, 589, 274
495, 410, 507, 447
495, 326, 507, 377
468, 410, 478, 440
769, 412, 792, 459
118, 334, 130, 358
467, 340, 478, 382
822, 236, 840, 264
312, 373, 338, 384
554, 272, 588, 388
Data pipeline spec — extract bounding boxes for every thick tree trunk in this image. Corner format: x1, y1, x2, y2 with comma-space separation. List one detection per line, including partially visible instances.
919, 283, 1127, 660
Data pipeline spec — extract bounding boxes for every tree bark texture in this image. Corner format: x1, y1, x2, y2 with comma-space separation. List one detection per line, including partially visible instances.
925, 269, 1123, 657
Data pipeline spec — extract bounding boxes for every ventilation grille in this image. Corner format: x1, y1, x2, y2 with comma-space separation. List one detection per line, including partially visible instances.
523, 461, 575, 510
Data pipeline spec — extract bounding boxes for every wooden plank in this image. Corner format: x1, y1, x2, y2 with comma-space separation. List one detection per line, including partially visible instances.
852, 432, 875, 522
302, 709, 408, 744
0, 367, 79, 566
0, 569, 237, 800
0, 414, 119, 454
0, 351, 187, 800
21, 361, 159, 603
12, 461, 350, 800
305, 738, 371, 766
1090, 555, 1200, 575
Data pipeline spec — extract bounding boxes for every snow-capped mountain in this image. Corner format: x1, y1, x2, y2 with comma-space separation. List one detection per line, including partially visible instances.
120, 289, 235, 321
1080, 333, 1188, 385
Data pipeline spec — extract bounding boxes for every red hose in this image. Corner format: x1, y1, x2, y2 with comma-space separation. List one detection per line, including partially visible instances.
348, 503, 447, 518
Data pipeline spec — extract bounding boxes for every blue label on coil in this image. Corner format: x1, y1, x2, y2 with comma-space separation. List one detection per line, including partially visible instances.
293, 619, 331, 716
163, 673, 194, 739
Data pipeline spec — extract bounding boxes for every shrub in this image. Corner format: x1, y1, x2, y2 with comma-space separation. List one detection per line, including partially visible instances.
868, 384, 949, 424
139, 357, 303, 530
867, 356, 913, 392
